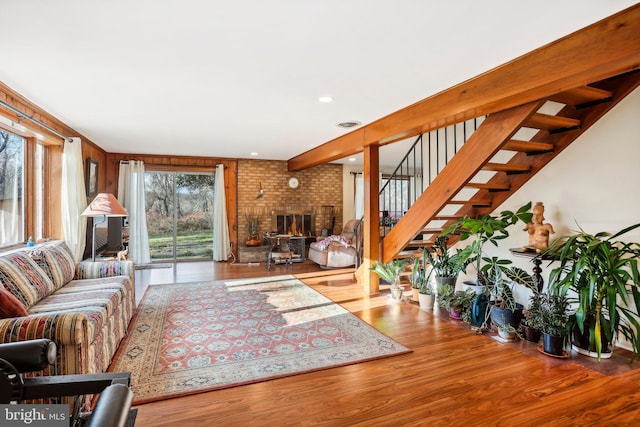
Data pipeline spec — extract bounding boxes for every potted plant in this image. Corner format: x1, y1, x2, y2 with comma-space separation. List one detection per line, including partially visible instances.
442, 202, 535, 329
522, 292, 544, 343
245, 210, 262, 247
410, 257, 423, 302
419, 235, 468, 295
539, 293, 569, 356
438, 285, 476, 322
410, 257, 435, 310
482, 256, 536, 329
546, 223, 640, 361
371, 259, 411, 301
497, 323, 516, 340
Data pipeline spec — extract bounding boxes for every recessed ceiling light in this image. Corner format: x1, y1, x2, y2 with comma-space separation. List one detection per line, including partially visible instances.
348, 158, 356, 162
318, 96, 333, 103
250, 152, 259, 156
337, 121, 361, 128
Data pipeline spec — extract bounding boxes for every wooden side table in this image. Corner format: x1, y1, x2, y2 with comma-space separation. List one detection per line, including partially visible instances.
509, 248, 554, 292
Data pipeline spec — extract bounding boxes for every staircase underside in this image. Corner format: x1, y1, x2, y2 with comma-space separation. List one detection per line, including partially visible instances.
383, 70, 640, 263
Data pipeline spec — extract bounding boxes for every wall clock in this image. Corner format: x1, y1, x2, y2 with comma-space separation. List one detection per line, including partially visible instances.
288, 177, 299, 189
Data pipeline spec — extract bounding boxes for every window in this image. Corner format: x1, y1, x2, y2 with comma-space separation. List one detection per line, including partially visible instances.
0, 129, 25, 246
380, 174, 410, 225
145, 170, 215, 260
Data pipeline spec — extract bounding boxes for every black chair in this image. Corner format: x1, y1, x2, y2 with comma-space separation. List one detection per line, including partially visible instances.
0, 339, 135, 427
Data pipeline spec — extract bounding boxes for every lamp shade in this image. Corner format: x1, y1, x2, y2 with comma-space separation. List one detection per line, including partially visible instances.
82, 193, 128, 217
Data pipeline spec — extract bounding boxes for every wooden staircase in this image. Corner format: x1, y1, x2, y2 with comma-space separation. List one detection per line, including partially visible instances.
382, 70, 640, 263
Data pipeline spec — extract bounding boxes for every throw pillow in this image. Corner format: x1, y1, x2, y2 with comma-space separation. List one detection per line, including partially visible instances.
0, 252, 55, 309
29, 241, 76, 290
0, 286, 28, 318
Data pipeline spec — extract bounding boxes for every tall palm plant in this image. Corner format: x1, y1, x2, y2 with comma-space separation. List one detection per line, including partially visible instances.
547, 223, 640, 361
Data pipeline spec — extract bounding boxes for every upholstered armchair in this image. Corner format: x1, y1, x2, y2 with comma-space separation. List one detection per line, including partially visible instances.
308, 219, 361, 268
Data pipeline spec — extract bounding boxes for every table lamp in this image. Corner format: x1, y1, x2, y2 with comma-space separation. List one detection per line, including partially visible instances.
82, 193, 128, 260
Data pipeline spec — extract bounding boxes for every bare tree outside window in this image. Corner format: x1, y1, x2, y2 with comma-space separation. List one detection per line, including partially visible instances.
144, 171, 214, 260
0, 129, 24, 246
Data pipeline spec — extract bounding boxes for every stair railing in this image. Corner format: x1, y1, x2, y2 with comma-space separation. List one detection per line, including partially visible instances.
379, 117, 485, 238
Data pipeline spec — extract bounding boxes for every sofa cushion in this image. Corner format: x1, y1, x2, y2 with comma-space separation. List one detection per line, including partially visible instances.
28, 277, 132, 343
28, 241, 76, 290
0, 252, 55, 308
0, 286, 28, 318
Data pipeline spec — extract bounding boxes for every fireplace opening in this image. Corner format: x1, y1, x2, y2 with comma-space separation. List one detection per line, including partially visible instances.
272, 211, 315, 237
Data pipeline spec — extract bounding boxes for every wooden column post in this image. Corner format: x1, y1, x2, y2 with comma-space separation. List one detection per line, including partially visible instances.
356, 144, 380, 295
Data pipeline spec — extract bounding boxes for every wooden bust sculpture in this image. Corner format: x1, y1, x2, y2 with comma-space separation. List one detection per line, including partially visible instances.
523, 201, 555, 252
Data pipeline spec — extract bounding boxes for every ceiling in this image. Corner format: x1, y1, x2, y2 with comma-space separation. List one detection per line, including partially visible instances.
1, 1, 636, 168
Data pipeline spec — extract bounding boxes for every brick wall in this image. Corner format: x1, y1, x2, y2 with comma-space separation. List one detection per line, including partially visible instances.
237, 159, 343, 244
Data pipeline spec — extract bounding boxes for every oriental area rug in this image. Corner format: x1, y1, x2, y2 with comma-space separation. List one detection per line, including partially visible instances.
109, 275, 411, 404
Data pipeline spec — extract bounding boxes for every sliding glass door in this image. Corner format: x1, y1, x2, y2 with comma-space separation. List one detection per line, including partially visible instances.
145, 171, 214, 261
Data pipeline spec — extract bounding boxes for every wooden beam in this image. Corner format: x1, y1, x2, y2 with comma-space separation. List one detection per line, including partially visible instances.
288, 4, 640, 170
382, 101, 543, 262
357, 144, 381, 294
288, 127, 366, 172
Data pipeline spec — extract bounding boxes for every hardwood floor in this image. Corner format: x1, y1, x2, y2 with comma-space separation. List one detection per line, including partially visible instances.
131, 261, 640, 426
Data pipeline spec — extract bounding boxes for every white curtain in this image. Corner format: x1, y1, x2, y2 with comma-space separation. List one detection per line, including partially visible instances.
354, 173, 364, 219
118, 161, 151, 264
61, 137, 87, 261
213, 164, 230, 261
0, 145, 21, 244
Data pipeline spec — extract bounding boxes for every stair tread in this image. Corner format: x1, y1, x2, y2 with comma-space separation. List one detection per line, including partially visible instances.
483, 163, 531, 174
525, 113, 580, 131
406, 240, 428, 247
549, 86, 612, 106
448, 199, 492, 207
503, 140, 554, 153
466, 182, 510, 191
396, 250, 421, 258
421, 227, 443, 232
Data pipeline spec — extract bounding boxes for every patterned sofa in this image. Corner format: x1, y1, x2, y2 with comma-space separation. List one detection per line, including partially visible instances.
0, 241, 135, 379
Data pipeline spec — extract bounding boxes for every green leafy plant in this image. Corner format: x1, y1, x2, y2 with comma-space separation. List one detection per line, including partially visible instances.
410, 257, 435, 295
412, 235, 467, 295
438, 285, 476, 322
442, 202, 533, 287
497, 316, 516, 338
371, 259, 410, 286
522, 292, 545, 330
539, 293, 569, 337
546, 223, 640, 361
420, 235, 468, 279
442, 203, 536, 314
